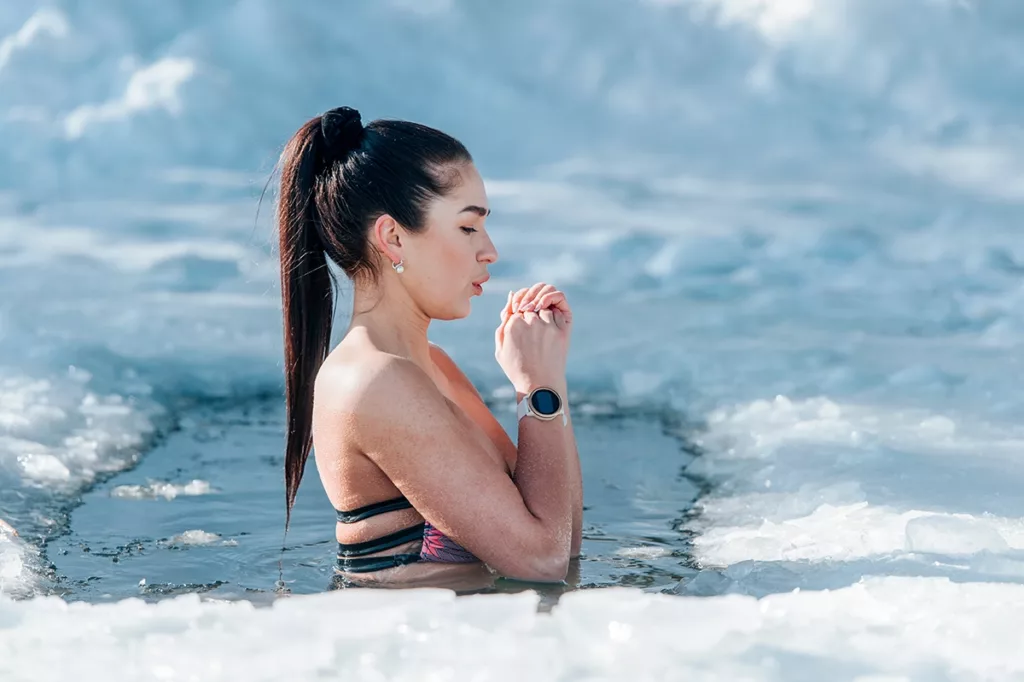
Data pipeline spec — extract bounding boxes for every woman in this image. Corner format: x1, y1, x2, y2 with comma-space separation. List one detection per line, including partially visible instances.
277, 106, 582, 586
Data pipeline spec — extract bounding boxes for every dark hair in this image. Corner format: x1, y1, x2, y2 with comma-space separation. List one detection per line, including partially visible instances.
277, 106, 471, 526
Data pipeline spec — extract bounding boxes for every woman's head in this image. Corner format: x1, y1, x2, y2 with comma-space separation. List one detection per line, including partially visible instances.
277, 107, 496, 520
363, 155, 497, 321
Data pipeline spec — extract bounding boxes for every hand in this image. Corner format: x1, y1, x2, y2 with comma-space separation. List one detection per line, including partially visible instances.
510, 283, 572, 323
494, 283, 571, 394
496, 283, 573, 347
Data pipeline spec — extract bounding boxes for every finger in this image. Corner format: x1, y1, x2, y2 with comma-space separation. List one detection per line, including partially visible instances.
552, 309, 566, 330
537, 308, 555, 324
497, 292, 515, 346
510, 287, 532, 313
518, 283, 548, 311
519, 283, 555, 313
522, 284, 556, 312
500, 290, 514, 324
532, 290, 570, 316
496, 305, 520, 349
535, 292, 572, 326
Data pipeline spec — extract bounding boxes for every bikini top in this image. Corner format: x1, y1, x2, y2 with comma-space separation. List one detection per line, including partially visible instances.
334, 495, 477, 573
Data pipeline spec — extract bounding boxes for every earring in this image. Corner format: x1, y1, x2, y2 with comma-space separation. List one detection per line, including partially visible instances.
392, 259, 405, 274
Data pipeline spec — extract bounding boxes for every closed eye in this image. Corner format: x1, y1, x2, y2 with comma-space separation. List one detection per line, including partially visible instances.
460, 227, 478, 234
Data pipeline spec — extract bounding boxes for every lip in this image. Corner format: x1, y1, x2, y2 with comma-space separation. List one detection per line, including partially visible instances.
472, 275, 490, 287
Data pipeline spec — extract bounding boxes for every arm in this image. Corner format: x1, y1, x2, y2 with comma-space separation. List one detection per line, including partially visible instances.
346, 356, 574, 582
504, 286, 584, 559
432, 342, 582, 558
516, 385, 582, 560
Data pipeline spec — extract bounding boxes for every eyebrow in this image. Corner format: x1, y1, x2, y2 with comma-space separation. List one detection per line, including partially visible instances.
459, 205, 491, 217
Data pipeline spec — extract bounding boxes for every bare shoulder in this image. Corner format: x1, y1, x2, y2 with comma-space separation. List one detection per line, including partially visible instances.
314, 347, 429, 416
428, 342, 483, 399
313, 348, 453, 483
427, 341, 457, 375
314, 340, 465, 410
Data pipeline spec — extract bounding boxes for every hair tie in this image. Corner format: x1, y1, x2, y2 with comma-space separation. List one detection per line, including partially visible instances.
320, 106, 364, 161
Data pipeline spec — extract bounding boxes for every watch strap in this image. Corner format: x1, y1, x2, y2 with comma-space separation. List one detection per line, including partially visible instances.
517, 396, 529, 421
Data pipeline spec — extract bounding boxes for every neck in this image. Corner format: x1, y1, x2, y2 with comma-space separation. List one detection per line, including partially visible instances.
347, 276, 435, 378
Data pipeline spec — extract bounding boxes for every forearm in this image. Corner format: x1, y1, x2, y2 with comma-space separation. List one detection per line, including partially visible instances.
513, 380, 575, 564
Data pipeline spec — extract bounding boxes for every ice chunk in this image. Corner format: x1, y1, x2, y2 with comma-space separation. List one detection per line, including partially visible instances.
905, 515, 1009, 555
167, 530, 221, 546
111, 479, 213, 500
18, 453, 70, 482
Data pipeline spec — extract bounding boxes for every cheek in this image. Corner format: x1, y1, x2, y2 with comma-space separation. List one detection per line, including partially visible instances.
417, 239, 467, 302
437, 237, 473, 280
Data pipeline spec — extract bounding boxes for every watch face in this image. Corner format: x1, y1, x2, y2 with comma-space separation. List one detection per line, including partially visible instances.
530, 388, 561, 416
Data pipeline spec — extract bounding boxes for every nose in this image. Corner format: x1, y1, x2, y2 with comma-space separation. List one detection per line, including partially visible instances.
478, 232, 498, 264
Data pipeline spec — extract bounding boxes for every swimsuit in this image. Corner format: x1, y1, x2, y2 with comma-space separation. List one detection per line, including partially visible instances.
335, 496, 478, 573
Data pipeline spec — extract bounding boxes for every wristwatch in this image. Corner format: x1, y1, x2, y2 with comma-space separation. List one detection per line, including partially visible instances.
517, 387, 568, 426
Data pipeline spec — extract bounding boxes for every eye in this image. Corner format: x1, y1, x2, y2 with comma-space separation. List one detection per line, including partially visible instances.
460, 227, 478, 234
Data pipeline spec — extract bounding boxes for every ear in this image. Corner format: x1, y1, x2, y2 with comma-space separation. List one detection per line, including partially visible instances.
371, 214, 404, 263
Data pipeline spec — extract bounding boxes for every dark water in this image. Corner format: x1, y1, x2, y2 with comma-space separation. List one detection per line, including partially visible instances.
49, 396, 700, 603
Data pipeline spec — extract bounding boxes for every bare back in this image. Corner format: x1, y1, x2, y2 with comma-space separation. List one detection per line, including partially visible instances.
311, 329, 516, 562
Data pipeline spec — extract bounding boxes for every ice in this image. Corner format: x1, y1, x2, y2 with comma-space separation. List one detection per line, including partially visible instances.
0, 551, 21, 581
2, 578, 1024, 680
17, 452, 70, 483
614, 546, 673, 560
110, 479, 213, 500
904, 515, 1010, 556
165, 530, 223, 546
0, 521, 23, 587
0, 375, 160, 490
687, 396, 1024, 596
0, 528, 42, 600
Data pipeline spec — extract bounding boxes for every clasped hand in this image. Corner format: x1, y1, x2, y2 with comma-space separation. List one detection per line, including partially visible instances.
494, 283, 572, 392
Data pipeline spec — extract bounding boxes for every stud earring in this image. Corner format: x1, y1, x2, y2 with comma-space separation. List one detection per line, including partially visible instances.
392, 259, 405, 274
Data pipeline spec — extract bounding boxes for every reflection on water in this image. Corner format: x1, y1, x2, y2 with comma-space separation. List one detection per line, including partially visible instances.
327, 560, 585, 612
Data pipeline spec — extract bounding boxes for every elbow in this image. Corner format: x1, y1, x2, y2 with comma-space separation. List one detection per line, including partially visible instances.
505, 539, 570, 583
532, 553, 570, 583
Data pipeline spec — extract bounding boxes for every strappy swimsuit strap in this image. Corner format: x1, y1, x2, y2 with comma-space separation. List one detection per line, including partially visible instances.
334, 496, 424, 573
335, 496, 414, 523
336, 552, 422, 574
336, 522, 426, 558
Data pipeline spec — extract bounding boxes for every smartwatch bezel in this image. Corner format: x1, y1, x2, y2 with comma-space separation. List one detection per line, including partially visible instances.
527, 387, 562, 420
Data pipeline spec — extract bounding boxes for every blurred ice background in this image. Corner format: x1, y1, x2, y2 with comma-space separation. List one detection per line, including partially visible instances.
3, 0, 1024, 678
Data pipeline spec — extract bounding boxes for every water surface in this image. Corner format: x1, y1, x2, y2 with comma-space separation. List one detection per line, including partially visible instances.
50, 396, 699, 603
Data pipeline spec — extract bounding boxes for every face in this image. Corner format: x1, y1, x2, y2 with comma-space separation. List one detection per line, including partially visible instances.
388, 162, 498, 320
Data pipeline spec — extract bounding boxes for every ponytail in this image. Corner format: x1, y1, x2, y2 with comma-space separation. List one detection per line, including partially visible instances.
278, 117, 335, 528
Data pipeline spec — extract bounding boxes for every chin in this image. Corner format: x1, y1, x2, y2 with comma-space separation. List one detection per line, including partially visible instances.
433, 304, 470, 321
454, 299, 473, 320
427, 293, 474, 321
